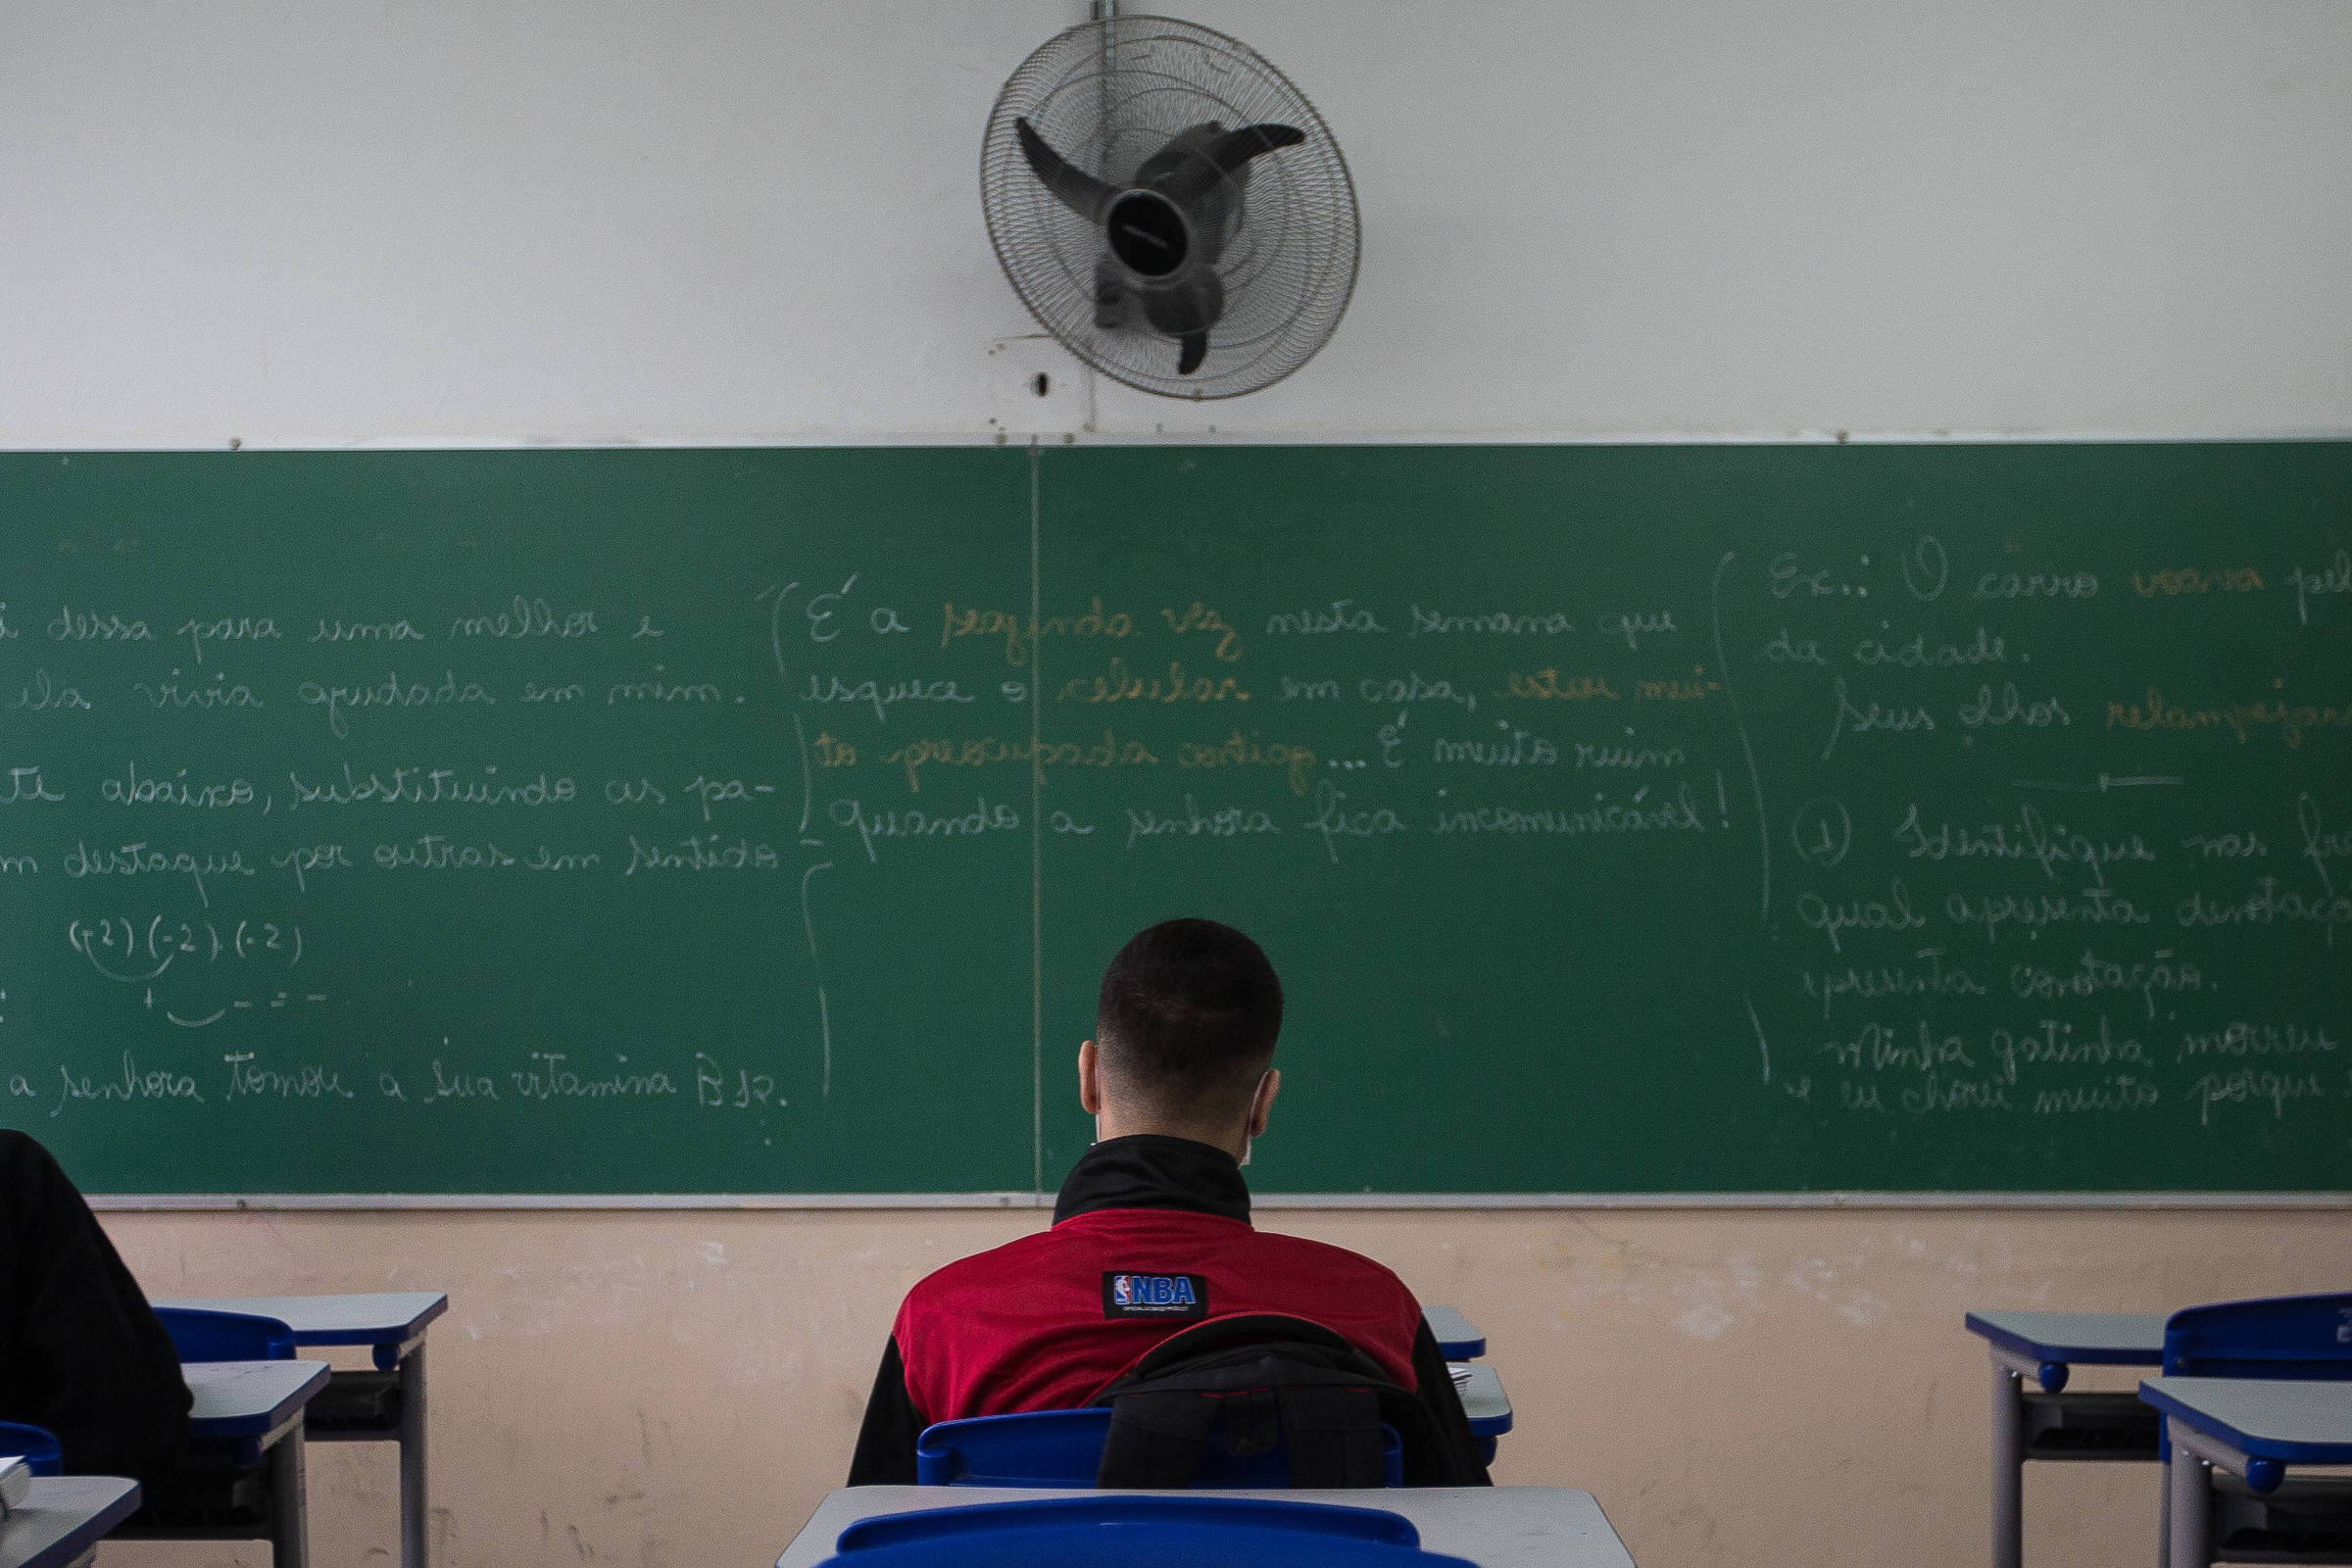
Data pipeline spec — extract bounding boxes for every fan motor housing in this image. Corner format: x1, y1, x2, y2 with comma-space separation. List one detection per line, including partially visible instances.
1105, 190, 1191, 278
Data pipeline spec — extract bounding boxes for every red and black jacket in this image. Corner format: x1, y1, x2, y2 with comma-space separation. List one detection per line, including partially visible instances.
848, 1134, 1490, 1485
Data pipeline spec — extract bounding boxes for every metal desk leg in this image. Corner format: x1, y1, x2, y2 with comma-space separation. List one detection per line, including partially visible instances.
1990, 1356, 2024, 1568
401, 1342, 429, 1568
270, 1425, 311, 1568
2166, 1421, 2210, 1568
2159, 1444, 2173, 1568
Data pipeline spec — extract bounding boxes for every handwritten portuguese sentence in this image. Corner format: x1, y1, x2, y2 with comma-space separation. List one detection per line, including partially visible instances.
4, 1042, 786, 1120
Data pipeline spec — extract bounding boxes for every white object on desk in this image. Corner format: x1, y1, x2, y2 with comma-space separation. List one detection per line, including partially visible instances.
777, 1487, 1635, 1568
1448, 1363, 1513, 1437
157, 1292, 444, 1568
0, 1476, 141, 1568
0, 1458, 29, 1518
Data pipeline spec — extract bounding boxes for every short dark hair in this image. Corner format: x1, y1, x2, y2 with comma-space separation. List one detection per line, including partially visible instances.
1097, 919, 1283, 1106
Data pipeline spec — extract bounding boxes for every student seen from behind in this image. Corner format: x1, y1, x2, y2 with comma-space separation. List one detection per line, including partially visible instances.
849, 917, 1488, 1485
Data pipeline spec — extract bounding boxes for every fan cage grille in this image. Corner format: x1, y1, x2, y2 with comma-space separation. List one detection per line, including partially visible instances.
981, 16, 1360, 400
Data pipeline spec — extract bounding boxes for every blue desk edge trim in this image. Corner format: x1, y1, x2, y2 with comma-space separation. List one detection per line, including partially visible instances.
91, 1478, 144, 1535
2138, 1381, 2352, 1465
1964, 1312, 2163, 1366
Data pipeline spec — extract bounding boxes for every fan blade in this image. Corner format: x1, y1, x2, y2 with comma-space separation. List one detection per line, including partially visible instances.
1152, 122, 1306, 207
1207, 122, 1307, 171
1142, 271, 1225, 373
1015, 118, 1114, 222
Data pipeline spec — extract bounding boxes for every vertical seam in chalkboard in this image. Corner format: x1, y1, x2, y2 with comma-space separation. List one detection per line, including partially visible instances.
1029, 439, 1045, 1197
1710, 552, 1772, 921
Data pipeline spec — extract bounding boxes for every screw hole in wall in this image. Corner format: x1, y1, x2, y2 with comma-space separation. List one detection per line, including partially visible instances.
1033, 372, 1051, 397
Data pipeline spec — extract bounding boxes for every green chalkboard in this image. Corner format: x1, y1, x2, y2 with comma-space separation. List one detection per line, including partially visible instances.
0, 445, 2345, 1195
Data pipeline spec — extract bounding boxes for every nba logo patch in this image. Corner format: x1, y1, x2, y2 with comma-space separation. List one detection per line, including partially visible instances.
1102, 1271, 1209, 1320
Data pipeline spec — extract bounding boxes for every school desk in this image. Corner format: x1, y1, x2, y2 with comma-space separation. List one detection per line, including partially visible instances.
1424, 1307, 1486, 1361
157, 1292, 446, 1568
2142, 1376, 2352, 1568
1450, 1362, 1513, 1467
113, 1358, 331, 1568
1964, 1309, 2166, 1568
0, 1476, 140, 1568
777, 1487, 1636, 1568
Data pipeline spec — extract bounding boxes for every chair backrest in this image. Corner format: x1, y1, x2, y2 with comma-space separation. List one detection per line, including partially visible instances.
915, 1406, 1403, 1489
815, 1496, 1476, 1568
2164, 1294, 2352, 1381
153, 1305, 296, 1362
0, 1420, 63, 1477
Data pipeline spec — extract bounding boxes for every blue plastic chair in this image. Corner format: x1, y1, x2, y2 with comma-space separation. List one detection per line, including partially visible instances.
814, 1495, 1476, 1568
915, 1406, 1404, 1489
2164, 1293, 2352, 1382
152, 1305, 296, 1362
0, 1420, 63, 1477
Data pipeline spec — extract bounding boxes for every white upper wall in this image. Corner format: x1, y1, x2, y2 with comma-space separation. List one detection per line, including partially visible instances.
3, 0, 2347, 445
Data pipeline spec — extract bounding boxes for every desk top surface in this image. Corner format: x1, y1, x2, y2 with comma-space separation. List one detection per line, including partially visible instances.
156, 1293, 448, 1346
0, 1476, 140, 1568
1966, 1310, 2168, 1364
184, 1360, 333, 1437
778, 1487, 1633, 1568
1423, 1307, 1485, 1361
1449, 1363, 1512, 1437
2140, 1377, 2352, 1462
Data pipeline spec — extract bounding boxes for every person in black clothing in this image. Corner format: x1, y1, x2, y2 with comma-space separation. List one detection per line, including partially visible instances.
0, 1130, 191, 1481
849, 919, 1489, 1486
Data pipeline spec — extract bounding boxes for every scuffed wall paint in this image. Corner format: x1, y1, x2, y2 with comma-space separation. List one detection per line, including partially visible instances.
92, 1207, 2352, 1568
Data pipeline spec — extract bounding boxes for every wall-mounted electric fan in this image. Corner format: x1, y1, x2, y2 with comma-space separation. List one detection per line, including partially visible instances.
980, 15, 1360, 400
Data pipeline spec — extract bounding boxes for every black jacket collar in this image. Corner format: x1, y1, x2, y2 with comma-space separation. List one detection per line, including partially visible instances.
1053, 1134, 1252, 1226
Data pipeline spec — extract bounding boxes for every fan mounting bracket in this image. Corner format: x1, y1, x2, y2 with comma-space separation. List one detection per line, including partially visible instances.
984, 334, 1092, 438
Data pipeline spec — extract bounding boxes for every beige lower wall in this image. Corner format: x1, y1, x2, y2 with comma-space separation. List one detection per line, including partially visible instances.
91, 1206, 2350, 1568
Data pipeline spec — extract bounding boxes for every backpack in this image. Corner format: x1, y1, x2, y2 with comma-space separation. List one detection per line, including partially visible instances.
1087, 1312, 1477, 1488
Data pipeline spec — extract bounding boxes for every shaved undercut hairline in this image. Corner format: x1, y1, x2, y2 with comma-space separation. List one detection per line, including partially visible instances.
1095, 918, 1283, 1124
